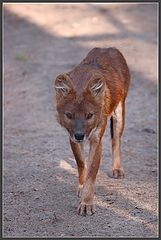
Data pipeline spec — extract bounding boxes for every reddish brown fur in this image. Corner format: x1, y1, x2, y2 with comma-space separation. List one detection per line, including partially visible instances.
54, 47, 130, 216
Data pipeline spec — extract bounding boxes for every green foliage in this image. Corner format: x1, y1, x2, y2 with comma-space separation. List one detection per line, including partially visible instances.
15, 54, 28, 61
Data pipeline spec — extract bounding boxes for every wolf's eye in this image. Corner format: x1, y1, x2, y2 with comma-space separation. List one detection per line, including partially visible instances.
65, 112, 73, 119
86, 113, 93, 120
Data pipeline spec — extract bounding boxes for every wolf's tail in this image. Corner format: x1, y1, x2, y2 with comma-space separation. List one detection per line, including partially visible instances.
110, 116, 113, 139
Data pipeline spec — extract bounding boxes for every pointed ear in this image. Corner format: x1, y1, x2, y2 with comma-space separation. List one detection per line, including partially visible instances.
54, 73, 73, 97
89, 77, 105, 97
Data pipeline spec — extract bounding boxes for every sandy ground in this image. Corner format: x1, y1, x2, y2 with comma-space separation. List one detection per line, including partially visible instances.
3, 3, 158, 238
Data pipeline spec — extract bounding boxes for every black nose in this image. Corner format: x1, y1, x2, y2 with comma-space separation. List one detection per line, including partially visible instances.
74, 132, 85, 141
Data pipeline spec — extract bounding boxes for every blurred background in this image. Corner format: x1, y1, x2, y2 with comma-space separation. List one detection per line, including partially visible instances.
3, 3, 158, 238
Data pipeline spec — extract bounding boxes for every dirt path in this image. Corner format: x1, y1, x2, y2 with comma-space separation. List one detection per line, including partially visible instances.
3, 3, 158, 237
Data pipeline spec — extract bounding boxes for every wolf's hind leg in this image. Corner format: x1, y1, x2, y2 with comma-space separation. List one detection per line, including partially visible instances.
110, 100, 125, 178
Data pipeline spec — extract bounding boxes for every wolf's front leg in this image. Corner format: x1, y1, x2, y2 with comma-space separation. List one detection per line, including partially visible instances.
78, 136, 102, 216
70, 139, 87, 197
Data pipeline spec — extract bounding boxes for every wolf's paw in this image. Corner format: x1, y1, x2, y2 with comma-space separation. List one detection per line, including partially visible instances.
78, 202, 96, 216
112, 167, 125, 179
